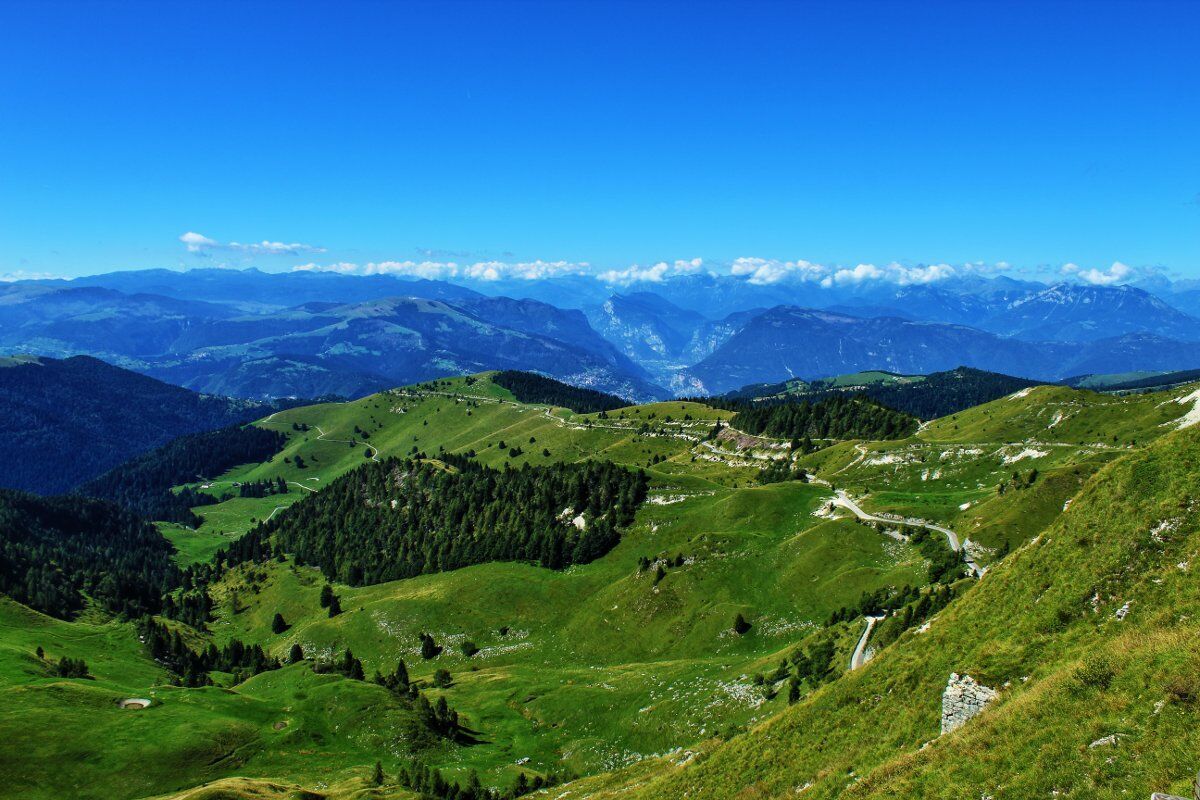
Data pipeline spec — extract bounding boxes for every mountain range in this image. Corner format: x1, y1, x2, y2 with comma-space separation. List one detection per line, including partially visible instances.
3, 267, 1200, 399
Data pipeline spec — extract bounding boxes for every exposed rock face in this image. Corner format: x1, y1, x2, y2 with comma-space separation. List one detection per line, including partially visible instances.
940, 673, 998, 734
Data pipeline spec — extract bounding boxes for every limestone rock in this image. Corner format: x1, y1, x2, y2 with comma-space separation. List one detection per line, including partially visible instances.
940, 672, 997, 735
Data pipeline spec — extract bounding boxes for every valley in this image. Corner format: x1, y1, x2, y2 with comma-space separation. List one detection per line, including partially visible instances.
4, 371, 1199, 799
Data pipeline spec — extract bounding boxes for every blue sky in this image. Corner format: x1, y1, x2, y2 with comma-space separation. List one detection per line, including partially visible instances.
1, 0, 1198, 283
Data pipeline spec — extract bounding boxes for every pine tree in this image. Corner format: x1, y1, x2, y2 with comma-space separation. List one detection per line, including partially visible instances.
733, 613, 751, 635
271, 612, 287, 634
288, 643, 304, 663
372, 760, 384, 786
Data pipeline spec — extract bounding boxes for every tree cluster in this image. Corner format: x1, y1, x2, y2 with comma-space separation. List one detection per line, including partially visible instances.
0, 489, 179, 620
727, 394, 917, 441
395, 761, 566, 800
756, 460, 809, 485
238, 477, 289, 499
491, 371, 627, 413
137, 617, 280, 686
239, 454, 648, 586
77, 424, 287, 524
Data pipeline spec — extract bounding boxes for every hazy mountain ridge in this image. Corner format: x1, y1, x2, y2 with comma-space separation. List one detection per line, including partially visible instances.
5, 269, 1200, 401
680, 306, 1200, 395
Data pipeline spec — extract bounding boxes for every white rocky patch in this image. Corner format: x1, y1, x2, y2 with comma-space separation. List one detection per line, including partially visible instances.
864, 452, 909, 466
1164, 388, 1200, 430
1009, 387, 1034, 400
941, 673, 998, 734
1000, 447, 1049, 465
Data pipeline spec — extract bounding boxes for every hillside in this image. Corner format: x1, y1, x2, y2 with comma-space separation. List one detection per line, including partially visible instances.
0, 355, 267, 494
724, 367, 1039, 421
3, 373, 1200, 800
569, 407, 1200, 800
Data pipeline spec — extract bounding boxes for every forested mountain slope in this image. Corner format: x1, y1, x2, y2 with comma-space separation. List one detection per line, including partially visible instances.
724, 367, 1039, 421
0, 355, 266, 494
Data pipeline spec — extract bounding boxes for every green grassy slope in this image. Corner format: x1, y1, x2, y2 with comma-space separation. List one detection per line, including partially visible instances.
572, 418, 1200, 800
5, 374, 1200, 800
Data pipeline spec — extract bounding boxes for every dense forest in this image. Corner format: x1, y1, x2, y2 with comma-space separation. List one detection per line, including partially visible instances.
717, 367, 1037, 422
0, 489, 179, 619
724, 394, 918, 441
239, 453, 649, 585
854, 367, 1038, 419
491, 370, 628, 413
77, 424, 287, 524
0, 355, 269, 494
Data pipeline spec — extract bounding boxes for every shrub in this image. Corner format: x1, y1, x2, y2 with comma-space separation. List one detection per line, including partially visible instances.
1073, 654, 1116, 692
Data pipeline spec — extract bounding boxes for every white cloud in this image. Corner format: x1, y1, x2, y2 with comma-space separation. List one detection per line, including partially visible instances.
730, 258, 827, 285
1061, 261, 1133, 286
293, 259, 592, 282
180, 231, 325, 256
301, 257, 699, 285
597, 259, 705, 285
0, 269, 63, 282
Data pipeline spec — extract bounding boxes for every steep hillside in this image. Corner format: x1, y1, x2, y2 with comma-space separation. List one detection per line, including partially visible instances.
0, 355, 266, 494
572, 413, 1200, 800
585, 292, 707, 364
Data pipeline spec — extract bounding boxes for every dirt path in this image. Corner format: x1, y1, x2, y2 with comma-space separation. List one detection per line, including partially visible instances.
831, 490, 984, 578
312, 425, 380, 462
850, 615, 885, 670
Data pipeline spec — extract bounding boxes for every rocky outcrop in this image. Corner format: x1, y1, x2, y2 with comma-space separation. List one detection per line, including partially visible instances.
940, 673, 997, 734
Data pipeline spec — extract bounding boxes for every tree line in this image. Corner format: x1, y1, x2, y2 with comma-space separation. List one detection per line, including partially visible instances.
76, 424, 287, 525
230, 453, 649, 586
491, 370, 627, 413
0, 489, 179, 620
718, 394, 918, 441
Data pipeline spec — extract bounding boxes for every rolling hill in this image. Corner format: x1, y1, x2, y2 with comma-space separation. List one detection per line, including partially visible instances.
3, 372, 1200, 800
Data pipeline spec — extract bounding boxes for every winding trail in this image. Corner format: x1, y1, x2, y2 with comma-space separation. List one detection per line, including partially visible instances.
831, 490, 984, 578
312, 425, 381, 462
850, 615, 885, 670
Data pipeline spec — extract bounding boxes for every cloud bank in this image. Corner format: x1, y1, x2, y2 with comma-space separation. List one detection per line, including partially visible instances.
290, 255, 1152, 290
180, 232, 325, 256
